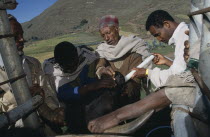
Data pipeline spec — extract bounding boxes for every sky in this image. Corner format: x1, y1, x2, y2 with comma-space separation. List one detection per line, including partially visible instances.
7, 0, 58, 23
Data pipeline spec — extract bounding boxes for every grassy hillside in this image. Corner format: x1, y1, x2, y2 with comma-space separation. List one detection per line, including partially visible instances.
24, 32, 102, 62
24, 30, 174, 63
22, 0, 190, 41
22, 0, 188, 63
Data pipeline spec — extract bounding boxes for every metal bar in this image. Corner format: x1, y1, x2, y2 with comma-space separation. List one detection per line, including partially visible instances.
189, 0, 203, 56
199, 0, 210, 90
0, 0, 17, 9
0, 95, 43, 128
191, 68, 210, 101
0, 73, 26, 86
189, 16, 201, 38
188, 7, 210, 16
0, 9, 40, 129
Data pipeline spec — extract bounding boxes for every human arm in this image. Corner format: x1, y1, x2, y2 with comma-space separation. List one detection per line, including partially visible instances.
78, 77, 116, 95
29, 84, 66, 126
96, 58, 115, 78
153, 53, 173, 67
28, 58, 66, 126
57, 77, 116, 103
131, 68, 147, 79
37, 103, 66, 126
88, 89, 171, 133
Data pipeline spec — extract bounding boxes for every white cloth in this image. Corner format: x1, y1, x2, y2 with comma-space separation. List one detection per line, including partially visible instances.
0, 54, 4, 67
163, 71, 197, 108
43, 47, 98, 91
0, 55, 60, 113
96, 35, 151, 61
22, 57, 33, 87
148, 22, 189, 87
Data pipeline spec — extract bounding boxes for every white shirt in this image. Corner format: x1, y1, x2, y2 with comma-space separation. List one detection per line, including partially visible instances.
148, 22, 189, 87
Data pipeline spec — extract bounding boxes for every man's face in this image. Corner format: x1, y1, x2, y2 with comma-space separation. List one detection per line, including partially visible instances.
149, 24, 173, 44
61, 58, 79, 74
99, 26, 120, 45
10, 20, 24, 54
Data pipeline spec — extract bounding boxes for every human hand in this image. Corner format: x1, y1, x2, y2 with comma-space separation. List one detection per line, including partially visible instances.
50, 107, 66, 126
29, 84, 45, 98
88, 113, 119, 133
131, 68, 147, 79
152, 53, 168, 65
185, 30, 189, 35
184, 30, 190, 62
96, 77, 116, 89
153, 53, 172, 66
98, 66, 115, 78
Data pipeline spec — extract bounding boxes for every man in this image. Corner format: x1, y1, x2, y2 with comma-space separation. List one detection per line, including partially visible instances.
88, 10, 198, 134
130, 10, 188, 88
43, 41, 116, 133
96, 15, 152, 105
0, 15, 65, 135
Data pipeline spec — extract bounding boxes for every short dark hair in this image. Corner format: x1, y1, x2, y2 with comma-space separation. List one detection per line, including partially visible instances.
145, 10, 174, 31
54, 41, 78, 70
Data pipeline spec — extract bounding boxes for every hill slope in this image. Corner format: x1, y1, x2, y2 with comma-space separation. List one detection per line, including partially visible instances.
22, 0, 190, 40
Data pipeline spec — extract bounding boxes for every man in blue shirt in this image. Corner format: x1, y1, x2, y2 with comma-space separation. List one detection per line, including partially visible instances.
43, 41, 116, 133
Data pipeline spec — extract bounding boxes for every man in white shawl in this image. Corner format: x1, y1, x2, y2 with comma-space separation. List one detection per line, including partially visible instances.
88, 10, 207, 134
96, 15, 151, 105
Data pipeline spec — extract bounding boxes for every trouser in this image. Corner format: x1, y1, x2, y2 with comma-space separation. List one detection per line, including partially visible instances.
171, 86, 210, 137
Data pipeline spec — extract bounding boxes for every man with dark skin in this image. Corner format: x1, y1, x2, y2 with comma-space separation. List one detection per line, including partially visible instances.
96, 15, 151, 106
0, 15, 65, 135
88, 10, 195, 133
43, 41, 117, 133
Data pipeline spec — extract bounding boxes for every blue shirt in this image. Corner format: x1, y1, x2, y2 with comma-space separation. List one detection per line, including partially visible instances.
57, 62, 97, 104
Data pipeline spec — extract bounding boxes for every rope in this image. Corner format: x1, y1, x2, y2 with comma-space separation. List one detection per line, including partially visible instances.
146, 126, 171, 137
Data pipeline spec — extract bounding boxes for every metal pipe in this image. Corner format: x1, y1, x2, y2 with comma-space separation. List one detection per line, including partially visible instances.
0, 9, 40, 128
188, 7, 210, 16
0, 0, 18, 9
0, 95, 43, 128
189, 0, 203, 46
199, 0, 210, 90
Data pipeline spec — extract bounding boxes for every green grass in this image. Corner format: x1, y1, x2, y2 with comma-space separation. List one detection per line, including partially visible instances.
151, 45, 174, 55
24, 31, 174, 99
24, 32, 102, 62
24, 31, 174, 63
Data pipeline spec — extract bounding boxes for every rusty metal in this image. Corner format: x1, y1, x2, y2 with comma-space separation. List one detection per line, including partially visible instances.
188, 7, 210, 16
0, 33, 15, 39
0, 3, 40, 129
0, 73, 26, 86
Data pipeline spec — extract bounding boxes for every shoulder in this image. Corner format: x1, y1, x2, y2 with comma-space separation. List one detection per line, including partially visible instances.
24, 56, 41, 66
176, 22, 189, 35
123, 35, 145, 43
78, 45, 94, 51
43, 57, 56, 74
97, 42, 107, 48
43, 57, 55, 65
